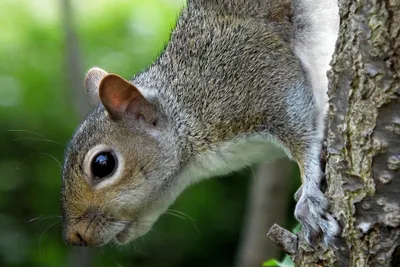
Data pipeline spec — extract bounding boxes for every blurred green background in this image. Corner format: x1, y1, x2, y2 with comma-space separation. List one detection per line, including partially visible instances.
0, 0, 299, 266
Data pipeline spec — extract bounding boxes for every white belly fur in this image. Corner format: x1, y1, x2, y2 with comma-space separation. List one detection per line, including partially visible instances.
180, 134, 292, 184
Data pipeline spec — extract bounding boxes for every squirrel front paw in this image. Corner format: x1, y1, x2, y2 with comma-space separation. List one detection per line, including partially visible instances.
294, 186, 302, 201
294, 190, 340, 248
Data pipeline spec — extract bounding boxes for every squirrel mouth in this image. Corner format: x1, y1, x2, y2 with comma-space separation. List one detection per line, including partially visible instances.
114, 222, 132, 244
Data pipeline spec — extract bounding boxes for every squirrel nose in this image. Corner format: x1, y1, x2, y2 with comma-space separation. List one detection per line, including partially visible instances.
64, 230, 88, 246
63, 209, 103, 246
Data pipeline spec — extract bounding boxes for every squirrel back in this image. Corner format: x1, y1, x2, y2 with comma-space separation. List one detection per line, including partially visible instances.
61, 0, 340, 248
190, 0, 291, 19
133, 0, 308, 153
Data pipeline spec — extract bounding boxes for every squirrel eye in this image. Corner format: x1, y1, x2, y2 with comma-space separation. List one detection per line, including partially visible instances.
91, 151, 117, 180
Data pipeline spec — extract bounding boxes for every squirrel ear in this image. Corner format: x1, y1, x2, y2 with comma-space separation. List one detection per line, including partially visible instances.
84, 67, 109, 105
99, 74, 157, 124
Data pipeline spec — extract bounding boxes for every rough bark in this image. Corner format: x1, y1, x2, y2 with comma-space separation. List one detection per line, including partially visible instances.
235, 159, 293, 267
268, 0, 400, 266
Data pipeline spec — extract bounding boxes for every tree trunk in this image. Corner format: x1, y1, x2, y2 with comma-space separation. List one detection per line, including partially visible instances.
60, 0, 92, 265
61, 0, 89, 118
268, 0, 400, 266
235, 159, 293, 267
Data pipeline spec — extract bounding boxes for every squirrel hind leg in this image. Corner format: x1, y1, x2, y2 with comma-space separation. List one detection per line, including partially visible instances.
294, 141, 340, 248
292, 0, 340, 116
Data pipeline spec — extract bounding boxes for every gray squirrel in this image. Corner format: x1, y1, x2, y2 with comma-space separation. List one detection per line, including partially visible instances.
61, 0, 340, 248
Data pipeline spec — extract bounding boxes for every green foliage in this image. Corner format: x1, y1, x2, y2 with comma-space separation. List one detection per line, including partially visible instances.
0, 0, 299, 266
292, 224, 301, 234
0, 1, 250, 266
263, 256, 294, 267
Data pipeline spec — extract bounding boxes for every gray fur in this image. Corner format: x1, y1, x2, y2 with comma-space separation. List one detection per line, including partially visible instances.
62, 0, 340, 248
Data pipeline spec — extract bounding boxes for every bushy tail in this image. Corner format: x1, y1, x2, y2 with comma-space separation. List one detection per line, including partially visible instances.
292, 0, 340, 115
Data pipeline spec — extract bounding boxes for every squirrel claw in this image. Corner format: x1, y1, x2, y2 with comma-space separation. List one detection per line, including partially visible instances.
295, 192, 340, 249
294, 186, 303, 202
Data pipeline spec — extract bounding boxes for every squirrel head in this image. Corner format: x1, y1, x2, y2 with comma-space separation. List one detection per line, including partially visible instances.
61, 68, 181, 247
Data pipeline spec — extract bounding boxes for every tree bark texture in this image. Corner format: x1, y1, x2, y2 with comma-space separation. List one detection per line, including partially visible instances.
235, 159, 293, 267
269, 0, 400, 266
